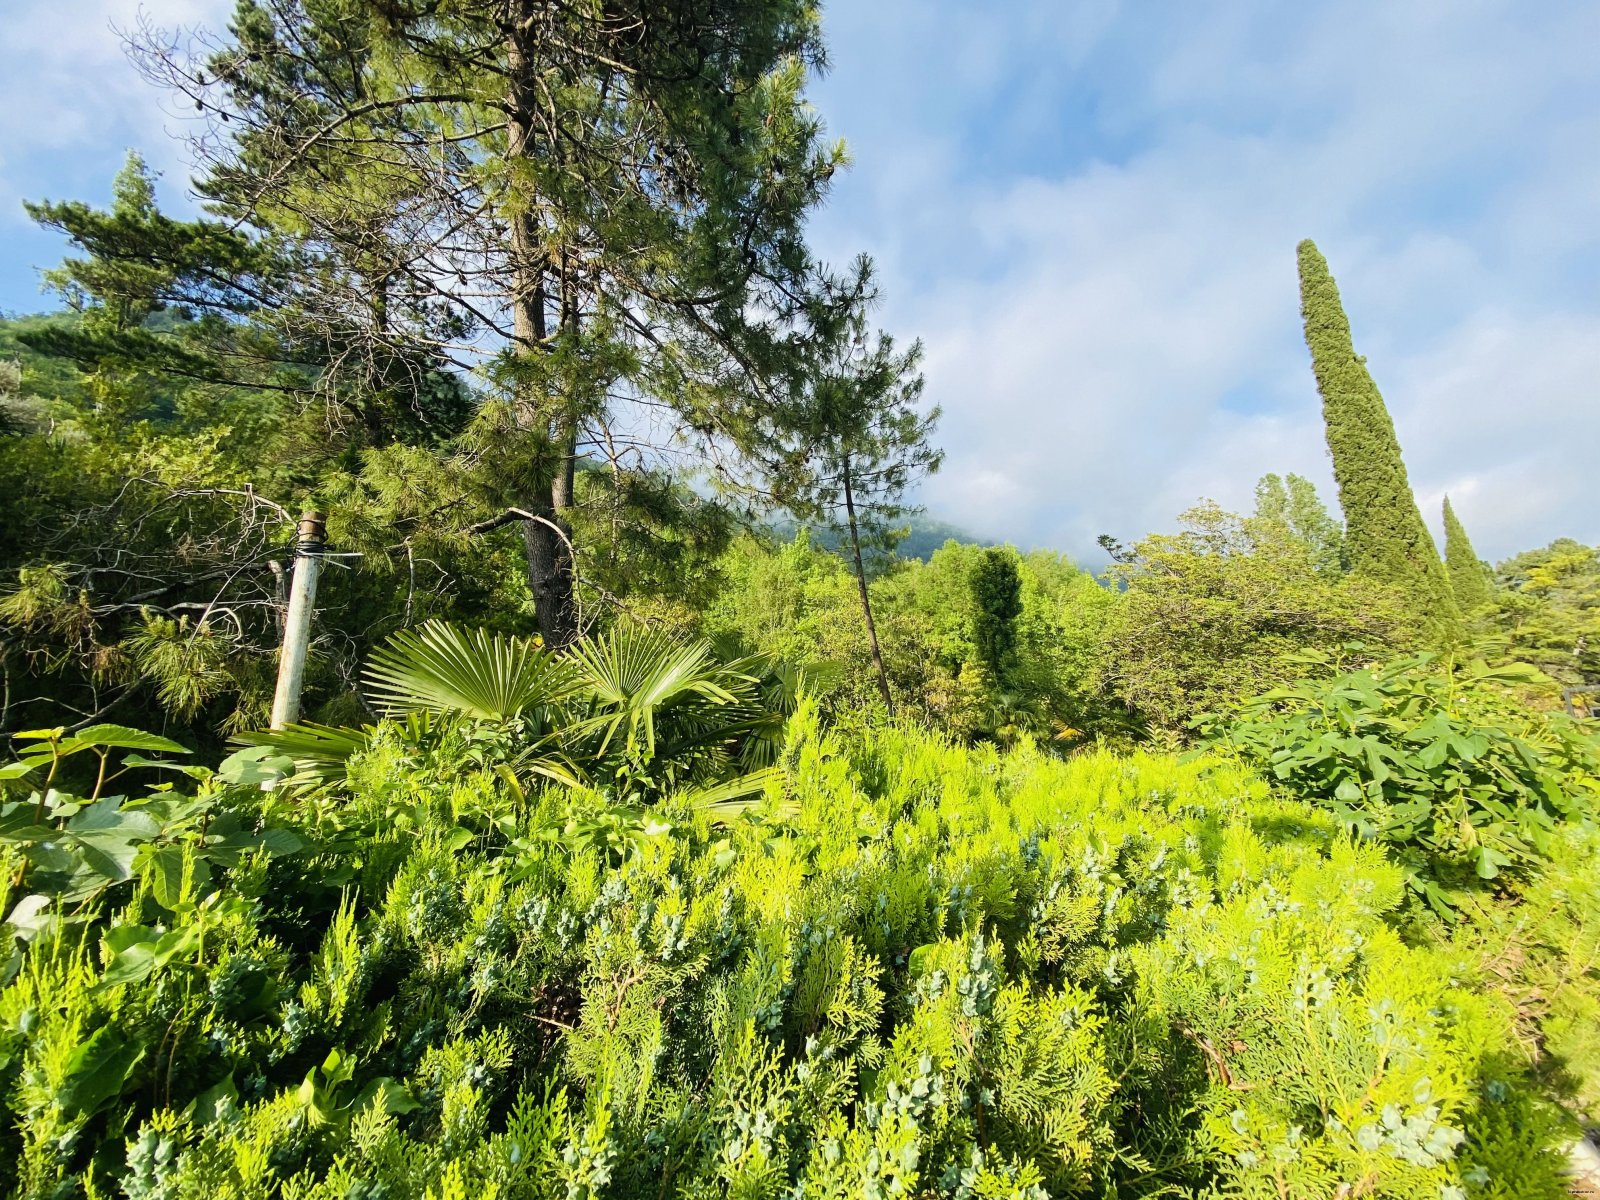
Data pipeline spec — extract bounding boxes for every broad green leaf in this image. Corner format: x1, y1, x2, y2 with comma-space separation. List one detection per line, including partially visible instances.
69, 798, 161, 838
69, 724, 191, 754
120, 755, 211, 779
0, 757, 52, 780
1417, 739, 1450, 769
56, 1026, 145, 1117
68, 833, 143, 885
184, 1074, 239, 1125
907, 944, 937, 978
1475, 846, 1511, 880
257, 828, 306, 856
372, 1079, 419, 1115
217, 745, 295, 787
5, 894, 53, 939
144, 846, 186, 910
98, 925, 200, 989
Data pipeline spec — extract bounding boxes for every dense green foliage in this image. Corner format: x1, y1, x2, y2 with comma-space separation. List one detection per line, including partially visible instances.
698, 534, 1123, 745
970, 550, 1024, 689
238, 620, 812, 818
1253, 473, 1345, 576
0, 702, 1584, 1199
1443, 499, 1494, 615
1201, 651, 1600, 915
1296, 241, 1456, 630
1487, 539, 1600, 702
1100, 503, 1419, 734
1, 6, 1598, 1197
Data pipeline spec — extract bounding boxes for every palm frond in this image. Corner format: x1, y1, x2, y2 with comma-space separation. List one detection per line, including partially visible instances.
570, 625, 741, 759
364, 620, 581, 721
676, 766, 789, 824
234, 721, 376, 787
725, 654, 843, 714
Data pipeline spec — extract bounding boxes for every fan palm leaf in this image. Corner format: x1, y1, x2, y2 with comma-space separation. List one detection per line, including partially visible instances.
364, 621, 582, 721
234, 721, 379, 787
569, 626, 744, 760
676, 766, 791, 823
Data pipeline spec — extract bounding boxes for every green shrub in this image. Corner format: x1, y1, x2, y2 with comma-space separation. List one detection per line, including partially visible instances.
1200, 651, 1600, 915
1453, 822, 1600, 1124
0, 710, 1573, 1198
1103, 503, 1420, 733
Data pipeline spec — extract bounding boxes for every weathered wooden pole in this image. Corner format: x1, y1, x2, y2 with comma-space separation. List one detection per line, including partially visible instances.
270, 511, 326, 730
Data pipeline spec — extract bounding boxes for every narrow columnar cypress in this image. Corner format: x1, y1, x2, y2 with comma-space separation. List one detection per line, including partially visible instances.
972, 548, 1024, 686
1442, 495, 1495, 612
1296, 240, 1457, 629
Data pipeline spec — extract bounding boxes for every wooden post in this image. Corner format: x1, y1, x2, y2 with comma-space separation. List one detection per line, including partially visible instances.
270, 511, 326, 730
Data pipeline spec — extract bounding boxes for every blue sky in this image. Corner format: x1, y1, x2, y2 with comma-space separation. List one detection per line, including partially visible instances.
2, 1, 1596, 563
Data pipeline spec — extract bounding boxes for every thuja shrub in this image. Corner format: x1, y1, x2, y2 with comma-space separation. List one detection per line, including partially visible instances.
0, 707, 1573, 1199
1452, 821, 1600, 1124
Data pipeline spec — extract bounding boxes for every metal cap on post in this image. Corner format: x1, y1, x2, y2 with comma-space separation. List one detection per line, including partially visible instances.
270, 510, 326, 730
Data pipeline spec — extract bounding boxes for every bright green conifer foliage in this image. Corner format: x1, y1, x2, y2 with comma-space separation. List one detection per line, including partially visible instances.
1296, 240, 1457, 629
1443, 495, 1494, 612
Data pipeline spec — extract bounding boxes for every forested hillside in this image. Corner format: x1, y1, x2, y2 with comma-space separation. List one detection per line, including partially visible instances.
0, 2, 1596, 1198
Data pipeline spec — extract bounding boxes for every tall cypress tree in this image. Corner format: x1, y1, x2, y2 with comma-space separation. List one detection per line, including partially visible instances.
1442, 495, 1495, 612
1296, 240, 1456, 627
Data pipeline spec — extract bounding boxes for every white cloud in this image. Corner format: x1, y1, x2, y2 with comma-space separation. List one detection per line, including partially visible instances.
812, 0, 1600, 563
1398, 308, 1600, 555
0, 0, 232, 220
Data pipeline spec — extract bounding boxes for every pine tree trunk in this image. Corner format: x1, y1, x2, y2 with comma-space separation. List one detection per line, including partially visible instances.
842, 454, 894, 716
505, 6, 578, 649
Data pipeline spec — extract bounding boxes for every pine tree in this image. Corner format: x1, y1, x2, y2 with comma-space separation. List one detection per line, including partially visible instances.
1296, 240, 1457, 628
1442, 495, 1494, 612
134, 0, 856, 648
764, 281, 941, 716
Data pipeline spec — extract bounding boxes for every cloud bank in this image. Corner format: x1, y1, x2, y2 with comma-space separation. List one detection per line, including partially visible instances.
809, 0, 1600, 563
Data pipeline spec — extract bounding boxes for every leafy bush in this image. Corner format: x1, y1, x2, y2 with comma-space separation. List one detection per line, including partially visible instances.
238, 620, 815, 811
700, 534, 1127, 746
1104, 503, 1420, 734
0, 711, 1573, 1198
0, 722, 302, 966
1200, 651, 1600, 916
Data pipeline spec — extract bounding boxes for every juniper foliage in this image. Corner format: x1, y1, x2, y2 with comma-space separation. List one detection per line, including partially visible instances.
1443, 496, 1496, 614
0, 710, 1574, 1199
971, 549, 1024, 690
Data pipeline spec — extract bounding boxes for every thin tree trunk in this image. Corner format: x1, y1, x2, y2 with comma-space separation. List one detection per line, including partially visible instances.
842, 454, 894, 716
505, 5, 578, 649
549, 270, 580, 552
361, 271, 390, 445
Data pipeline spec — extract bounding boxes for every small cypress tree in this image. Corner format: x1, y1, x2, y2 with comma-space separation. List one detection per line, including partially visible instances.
972, 548, 1024, 686
1296, 240, 1457, 628
1442, 495, 1494, 612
